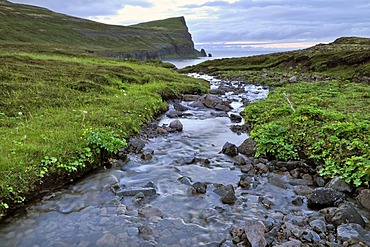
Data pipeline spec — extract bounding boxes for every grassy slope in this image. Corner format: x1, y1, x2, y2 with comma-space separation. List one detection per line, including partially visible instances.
0, 49, 209, 219
0, 1, 198, 58
182, 37, 370, 187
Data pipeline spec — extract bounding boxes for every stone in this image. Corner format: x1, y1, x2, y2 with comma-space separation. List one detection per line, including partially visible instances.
173, 102, 188, 112
138, 206, 163, 218
234, 155, 247, 166
230, 113, 243, 123
309, 219, 326, 234
280, 239, 302, 247
356, 189, 370, 210
244, 220, 267, 247
169, 120, 183, 131
141, 149, 154, 161
213, 184, 234, 197
331, 204, 365, 227
238, 138, 256, 156
292, 197, 304, 206
289, 76, 297, 82
182, 94, 200, 102
201, 94, 222, 108
307, 188, 345, 209
211, 112, 229, 117
268, 175, 287, 189
302, 230, 321, 243
221, 142, 239, 157
115, 204, 127, 215
255, 163, 268, 174
241, 163, 255, 174
239, 175, 252, 189
230, 124, 251, 135
192, 182, 207, 194
337, 223, 370, 244
189, 100, 205, 108
128, 138, 146, 153
138, 225, 154, 241
116, 187, 157, 197
326, 176, 354, 194
315, 176, 326, 187
221, 190, 237, 204
156, 127, 168, 134
214, 103, 233, 112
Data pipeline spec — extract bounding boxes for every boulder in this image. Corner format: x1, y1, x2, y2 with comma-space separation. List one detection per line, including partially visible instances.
169, 120, 183, 131
201, 94, 222, 108
337, 223, 370, 244
230, 113, 243, 123
214, 103, 233, 112
307, 188, 345, 209
356, 189, 370, 210
141, 149, 154, 161
234, 155, 247, 166
182, 94, 201, 101
238, 138, 256, 156
116, 187, 157, 197
138, 205, 163, 218
221, 190, 237, 204
221, 142, 239, 157
309, 219, 326, 234
213, 184, 234, 197
173, 102, 188, 112
156, 127, 168, 135
331, 204, 366, 227
326, 176, 354, 194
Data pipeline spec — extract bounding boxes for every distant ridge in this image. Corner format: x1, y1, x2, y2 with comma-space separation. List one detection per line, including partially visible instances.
0, 1, 204, 59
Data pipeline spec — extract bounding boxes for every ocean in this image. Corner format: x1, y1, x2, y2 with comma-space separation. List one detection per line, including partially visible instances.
165, 48, 292, 69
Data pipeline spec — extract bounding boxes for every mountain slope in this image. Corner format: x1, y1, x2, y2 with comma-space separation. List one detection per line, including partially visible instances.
0, 1, 202, 59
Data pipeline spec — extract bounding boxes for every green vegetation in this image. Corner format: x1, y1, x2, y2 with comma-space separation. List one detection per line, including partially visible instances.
0, 50, 208, 219
184, 37, 370, 187
0, 1, 200, 59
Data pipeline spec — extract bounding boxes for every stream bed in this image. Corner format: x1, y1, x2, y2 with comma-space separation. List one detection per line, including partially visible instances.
0, 74, 369, 247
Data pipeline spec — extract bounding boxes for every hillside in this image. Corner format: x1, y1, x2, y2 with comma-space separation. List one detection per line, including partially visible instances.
181, 37, 370, 82
0, 0, 203, 59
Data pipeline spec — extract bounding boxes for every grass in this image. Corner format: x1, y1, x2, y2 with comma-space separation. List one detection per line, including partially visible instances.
0, 49, 209, 219
183, 37, 370, 188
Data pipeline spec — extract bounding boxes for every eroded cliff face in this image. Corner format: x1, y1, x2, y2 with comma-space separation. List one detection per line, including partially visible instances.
0, 1, 203, 60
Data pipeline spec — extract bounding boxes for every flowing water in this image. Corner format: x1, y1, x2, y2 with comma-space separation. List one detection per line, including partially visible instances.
0, 74, 319, 247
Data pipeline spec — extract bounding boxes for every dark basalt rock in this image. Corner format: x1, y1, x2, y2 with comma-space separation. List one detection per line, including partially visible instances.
116, 187, 157, 197
307, 188, 345, 209
356, 189, 370, 210
326, 176, 354, 194
331, 204, 366, 227
238, 138, 256, 156
229, 113, 242, 123
221, 142, 239, 157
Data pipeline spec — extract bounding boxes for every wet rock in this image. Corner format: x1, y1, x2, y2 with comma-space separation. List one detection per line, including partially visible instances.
221, 142, 239, 157
230, 124, 251, 135
214, 102, 233, 112
280, 239, 303, 247
302, 229, 321, 243
244, 220, 267, 247
307, 188, 345, 209
337, 223, 370, 244
289, 76, 297, 82
128, 138, 146, 153
133, 192, 146, 204
221, 190, 237, 204
213, 184, 234, 197
326, 176, 354, 194
96, 234, 116, 246
309, 219, 326, 234
230, 113, 243, 123
182, 94, 201, 101
230, 226, 247, 245
138, 206, 163, 218
156, 127, 168, 135
115, 204, 127, 215
141, 149, 154, 161
238, 138, 256, 156
315, 176, 326, 187
292, 197, 304, 206
138, 225, 154, 241
116, 187, 157, 197
255, 163, 268, 174
192, 182, 207, 194
173, 102, 188, 112
356, 189, 370, 210
234, 155, 247, 166
239, 175, 252, 189
201, 94, 222, 108
166, 110, 183, 118
169, 120, 183, 131
241, 163, 255, 174
268, 175, 287, 189
284, 222, 303, 238
189, 100, 206, 108
178, 176, 192, 186
331, 204, 365, 227
211, 111, 229, 117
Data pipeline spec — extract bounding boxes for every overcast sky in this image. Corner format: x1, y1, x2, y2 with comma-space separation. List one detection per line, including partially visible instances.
9, 0, 370, 49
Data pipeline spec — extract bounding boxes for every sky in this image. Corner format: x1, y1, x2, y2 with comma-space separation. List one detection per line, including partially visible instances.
8, 0, 370, 50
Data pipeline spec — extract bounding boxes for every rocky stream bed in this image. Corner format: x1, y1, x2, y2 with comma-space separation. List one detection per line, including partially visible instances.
0, 74, 369, 247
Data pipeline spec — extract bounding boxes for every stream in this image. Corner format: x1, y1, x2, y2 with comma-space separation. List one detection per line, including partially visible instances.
0, 74, 369, 247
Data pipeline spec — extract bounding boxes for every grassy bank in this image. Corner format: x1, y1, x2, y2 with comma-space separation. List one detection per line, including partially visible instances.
181, 37, 370, 187
0, 50, 208, 219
